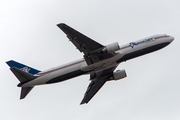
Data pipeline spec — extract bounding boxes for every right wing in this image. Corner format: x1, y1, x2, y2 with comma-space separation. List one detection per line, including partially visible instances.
80, 66, 117, 105
80, 77, 106, 105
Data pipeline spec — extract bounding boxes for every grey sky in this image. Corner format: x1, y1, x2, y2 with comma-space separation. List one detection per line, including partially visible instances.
1, 0, 180, 120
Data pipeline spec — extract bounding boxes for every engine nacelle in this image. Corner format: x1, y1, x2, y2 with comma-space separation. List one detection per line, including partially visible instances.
102, 42, 120, 53
113, 70, 127, 80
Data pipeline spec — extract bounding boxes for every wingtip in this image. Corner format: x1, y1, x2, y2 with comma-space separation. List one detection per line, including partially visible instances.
80, 102, 87, 105
57, 23, 66, 27
80, 99, 89, 105
20, 97, 24, 100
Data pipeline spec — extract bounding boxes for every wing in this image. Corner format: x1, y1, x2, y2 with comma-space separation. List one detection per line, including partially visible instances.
57, 23, 104, 55
80, 66, 117, 105
57, 23, 116, 65
57, 23, 119, 104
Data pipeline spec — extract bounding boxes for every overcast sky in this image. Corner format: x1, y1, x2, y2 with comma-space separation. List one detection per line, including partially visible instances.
1, 0, 180, 120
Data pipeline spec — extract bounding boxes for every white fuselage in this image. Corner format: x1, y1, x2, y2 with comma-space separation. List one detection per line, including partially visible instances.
19, 34, 174, 87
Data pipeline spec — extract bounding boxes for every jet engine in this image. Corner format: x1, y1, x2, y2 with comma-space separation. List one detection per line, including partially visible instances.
102, 42, 120, 53
107, 70, 127, 81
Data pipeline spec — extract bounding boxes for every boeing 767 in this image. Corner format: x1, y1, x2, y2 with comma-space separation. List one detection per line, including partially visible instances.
6, 23, 174, 104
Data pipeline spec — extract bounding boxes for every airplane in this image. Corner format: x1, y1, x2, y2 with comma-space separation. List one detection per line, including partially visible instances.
6, 23, 174, 105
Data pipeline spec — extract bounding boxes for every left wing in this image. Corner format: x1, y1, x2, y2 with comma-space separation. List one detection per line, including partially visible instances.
57, 23, 116, 65
57, 23, 104, 55
80, 66, 117, 105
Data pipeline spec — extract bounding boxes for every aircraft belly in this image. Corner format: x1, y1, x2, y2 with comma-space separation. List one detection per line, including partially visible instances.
21, 75, 49, 87
22, 62, 87, 86
46, 70, 87, 84
43, 62, 88, 84
21, 41, 171, 87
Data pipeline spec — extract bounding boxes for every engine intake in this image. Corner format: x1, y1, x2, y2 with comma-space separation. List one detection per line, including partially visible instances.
102, 42, 120, 53
107, 69, 127, 81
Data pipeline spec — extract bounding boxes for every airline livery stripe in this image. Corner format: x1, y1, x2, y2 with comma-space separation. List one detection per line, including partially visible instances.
120, 46, 129, 50
36, 59, 85, 75
154, 35, 170, 39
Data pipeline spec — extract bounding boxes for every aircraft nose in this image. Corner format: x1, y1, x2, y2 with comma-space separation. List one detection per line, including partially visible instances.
169, 36, 174, 42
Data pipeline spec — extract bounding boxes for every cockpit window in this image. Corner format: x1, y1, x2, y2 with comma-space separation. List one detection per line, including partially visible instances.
164, 34, 170, 37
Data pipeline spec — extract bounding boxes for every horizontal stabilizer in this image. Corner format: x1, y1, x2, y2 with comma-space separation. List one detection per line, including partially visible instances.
20, 87, 34, 99
10, 67, 36, 83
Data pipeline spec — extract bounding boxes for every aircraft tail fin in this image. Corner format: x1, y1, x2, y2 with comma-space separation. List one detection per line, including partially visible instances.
6, 60, 41, 75
6, 60, 40, 99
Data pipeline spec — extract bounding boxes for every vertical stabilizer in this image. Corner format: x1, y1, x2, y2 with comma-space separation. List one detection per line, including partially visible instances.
6, 60, 40, 99
6, 60, 41, 75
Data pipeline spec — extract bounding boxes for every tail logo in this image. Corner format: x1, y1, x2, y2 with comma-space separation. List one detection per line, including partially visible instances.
20, 67, 30, 73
